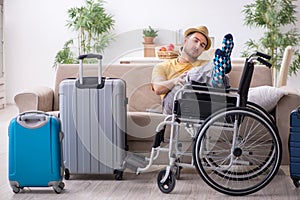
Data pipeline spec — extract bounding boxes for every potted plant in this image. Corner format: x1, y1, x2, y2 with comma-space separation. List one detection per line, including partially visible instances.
53, 0, 115, 68
143, 26, 158, 44
242, 0, 300, 82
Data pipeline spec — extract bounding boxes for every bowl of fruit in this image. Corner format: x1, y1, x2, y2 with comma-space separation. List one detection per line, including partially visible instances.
156, 44, 179, 59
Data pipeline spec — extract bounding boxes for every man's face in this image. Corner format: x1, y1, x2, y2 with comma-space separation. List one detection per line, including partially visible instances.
183, 32, 208, 60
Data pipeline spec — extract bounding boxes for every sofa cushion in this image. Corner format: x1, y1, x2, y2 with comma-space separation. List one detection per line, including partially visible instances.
127, 111, 194, 155
103, 64, 161, 112
248, 86, 287, 112
127, 111, 166, 140
228, 63, 273, 88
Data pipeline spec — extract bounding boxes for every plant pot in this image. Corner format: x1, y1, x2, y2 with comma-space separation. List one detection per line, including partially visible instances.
143, 37, 154, 44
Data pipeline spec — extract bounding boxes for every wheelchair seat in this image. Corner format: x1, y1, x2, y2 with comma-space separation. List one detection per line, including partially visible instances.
173, 82, 237, 120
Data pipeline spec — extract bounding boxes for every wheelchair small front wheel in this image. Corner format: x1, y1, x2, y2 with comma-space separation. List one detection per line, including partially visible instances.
157, 169, 176, 193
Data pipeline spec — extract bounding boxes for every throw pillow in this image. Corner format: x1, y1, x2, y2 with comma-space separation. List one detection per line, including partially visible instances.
248, 86, 287, 112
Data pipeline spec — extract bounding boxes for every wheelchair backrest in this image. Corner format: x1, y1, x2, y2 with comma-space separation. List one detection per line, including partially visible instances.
237, 58, 255, 107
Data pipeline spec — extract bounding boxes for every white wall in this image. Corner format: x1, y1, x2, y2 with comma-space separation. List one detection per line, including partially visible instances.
3, 0, 300, 103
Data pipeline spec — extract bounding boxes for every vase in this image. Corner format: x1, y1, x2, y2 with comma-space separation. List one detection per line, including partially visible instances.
143, 37, 154, 44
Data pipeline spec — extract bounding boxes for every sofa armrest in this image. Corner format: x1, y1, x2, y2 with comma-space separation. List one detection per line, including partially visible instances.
279, 85, 299, 94
14, 86, 54, 113
275, 89, 300, 164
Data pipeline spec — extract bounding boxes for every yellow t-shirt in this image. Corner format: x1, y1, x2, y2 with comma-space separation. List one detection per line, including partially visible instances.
151, 58, 209, 99
151, 58, 208, 87
152, 58, 208, 81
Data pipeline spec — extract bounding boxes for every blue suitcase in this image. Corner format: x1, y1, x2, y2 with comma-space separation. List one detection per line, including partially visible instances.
8, 111, 65, 193
290, 108, 300, 188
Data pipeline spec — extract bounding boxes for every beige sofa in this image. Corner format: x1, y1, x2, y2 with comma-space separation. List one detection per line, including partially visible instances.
14, 60, 300, 165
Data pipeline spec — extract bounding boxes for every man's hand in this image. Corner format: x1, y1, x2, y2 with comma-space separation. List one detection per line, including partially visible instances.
173, 72, 187, 86
152, 72, 187, 95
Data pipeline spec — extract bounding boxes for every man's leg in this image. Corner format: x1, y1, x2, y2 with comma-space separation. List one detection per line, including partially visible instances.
211, 34, 234, 88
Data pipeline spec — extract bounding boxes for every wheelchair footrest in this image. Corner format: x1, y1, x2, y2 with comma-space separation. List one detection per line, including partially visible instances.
124, 153, 148, 172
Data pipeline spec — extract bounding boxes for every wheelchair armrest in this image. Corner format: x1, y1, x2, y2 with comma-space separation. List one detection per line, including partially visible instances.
185, 82, 231, 94
228, 88, 239, 92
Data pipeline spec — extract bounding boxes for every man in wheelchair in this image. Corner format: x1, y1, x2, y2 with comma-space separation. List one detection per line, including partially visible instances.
143, 25, 281, 196
151, 25, 234, 115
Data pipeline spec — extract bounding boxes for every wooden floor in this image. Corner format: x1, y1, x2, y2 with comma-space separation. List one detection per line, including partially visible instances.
1, 105, 300, 200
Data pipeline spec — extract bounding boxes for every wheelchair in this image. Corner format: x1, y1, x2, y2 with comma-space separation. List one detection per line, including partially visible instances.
134, 52, 282, 196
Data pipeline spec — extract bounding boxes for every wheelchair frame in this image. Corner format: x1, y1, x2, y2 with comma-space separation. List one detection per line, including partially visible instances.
132, 52, 282, 196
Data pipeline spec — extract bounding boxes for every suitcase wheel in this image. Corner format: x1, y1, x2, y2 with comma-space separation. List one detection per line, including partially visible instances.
12, 185, 20, 194
64, 168, 70, 180
53, 182, 65, 194
114, 170, 123, 180
292, 178, 300, 188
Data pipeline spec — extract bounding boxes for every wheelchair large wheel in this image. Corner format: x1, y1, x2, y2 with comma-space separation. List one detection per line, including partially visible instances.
193, 107, 282, 196
246, 101, 276, 126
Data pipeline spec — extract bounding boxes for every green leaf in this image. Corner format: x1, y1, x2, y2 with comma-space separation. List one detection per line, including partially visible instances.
54, 0, 115, 64
242, 0, 300, 75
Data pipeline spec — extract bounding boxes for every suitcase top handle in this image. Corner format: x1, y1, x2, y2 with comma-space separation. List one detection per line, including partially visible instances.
19, 114, 46, 121
78, 54, 103, 85
78, 54, 102, 60
17, 112, 50, 129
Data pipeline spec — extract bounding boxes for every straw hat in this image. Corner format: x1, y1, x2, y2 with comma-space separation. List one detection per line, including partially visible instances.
184, 25, 211, 50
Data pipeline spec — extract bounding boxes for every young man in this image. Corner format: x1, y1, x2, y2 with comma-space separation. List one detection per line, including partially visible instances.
151, 25, 211, 96
151, 25, 234, 114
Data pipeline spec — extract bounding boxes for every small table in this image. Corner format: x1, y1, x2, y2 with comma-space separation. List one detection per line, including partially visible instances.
119, 57, 164, 64
119, 48, 216, 64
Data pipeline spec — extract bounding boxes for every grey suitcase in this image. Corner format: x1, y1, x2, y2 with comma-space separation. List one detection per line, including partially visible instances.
59, 54, 127, 180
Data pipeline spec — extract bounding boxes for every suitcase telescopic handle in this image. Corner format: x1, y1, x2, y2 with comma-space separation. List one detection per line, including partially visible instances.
78, 54, 103, 85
